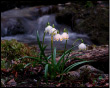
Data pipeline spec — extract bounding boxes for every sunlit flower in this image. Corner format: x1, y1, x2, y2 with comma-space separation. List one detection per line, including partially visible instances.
54, 34, 63, 41
49, 28, 57, 35
61, 32, 69, 40
45, 25, 52, 33
78, 43, 87, 50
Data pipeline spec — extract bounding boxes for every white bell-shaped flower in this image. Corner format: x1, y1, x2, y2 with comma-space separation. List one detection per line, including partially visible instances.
78, 43, 87, 50
45, 25, 52, 33
54, 34, 63, 41
61, 32, 69, 40
49, 28, 57, 35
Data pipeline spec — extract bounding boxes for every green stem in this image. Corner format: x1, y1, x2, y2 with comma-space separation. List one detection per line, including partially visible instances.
51, 35, 53, 57
42, 32, 46, 47
61, 40, 68, 77
51, 34, 54, 79
64, 40, 67, 52
72, 38, 83, 46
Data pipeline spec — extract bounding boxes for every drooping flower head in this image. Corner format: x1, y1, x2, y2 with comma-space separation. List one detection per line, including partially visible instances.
49, 24, 58, 35
49, 28, 57, 35
61, 32, 69, 40
78, 43, 87, 50
61, 28, 69, 40
45, 23, 53, 33
54, 34, 63, 41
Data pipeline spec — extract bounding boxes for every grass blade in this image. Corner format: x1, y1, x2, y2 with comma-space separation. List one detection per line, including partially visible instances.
63, 60, 94, 73
57, 46, 74, 67
53, 47, 57, 65
44, 64, 48, 79
24, 63, 31, 68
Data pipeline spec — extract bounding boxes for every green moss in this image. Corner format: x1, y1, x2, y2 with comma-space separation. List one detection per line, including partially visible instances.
1, 39, 38, 60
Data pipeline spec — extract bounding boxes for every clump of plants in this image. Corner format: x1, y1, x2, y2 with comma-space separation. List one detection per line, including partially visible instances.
20, 22, 94, 82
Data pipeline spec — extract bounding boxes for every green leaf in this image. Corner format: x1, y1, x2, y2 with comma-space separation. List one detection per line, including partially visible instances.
47, 55, 51, 60
24, 63, 31, 68
44, 64, 48, 79
19, 56, 46, 65
63, 60, 94, 73
57, 46, 74, 68
36, 31, 43, 51
43, 45, 48, 50
37, 31, 46, 59
98, 76, 103, 80
19, 56, 38, 60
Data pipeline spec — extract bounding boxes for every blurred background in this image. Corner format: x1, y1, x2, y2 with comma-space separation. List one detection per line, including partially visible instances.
1, 0, 109, 50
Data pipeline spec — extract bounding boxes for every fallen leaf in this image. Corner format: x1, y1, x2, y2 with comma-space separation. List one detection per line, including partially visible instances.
7, 78, 16, 87
85, 82, 93, 87
56, 83, 62, 87
1, 68, 11, 73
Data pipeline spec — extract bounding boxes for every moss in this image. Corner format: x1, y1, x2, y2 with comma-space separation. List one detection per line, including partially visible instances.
1, 39, 38, 60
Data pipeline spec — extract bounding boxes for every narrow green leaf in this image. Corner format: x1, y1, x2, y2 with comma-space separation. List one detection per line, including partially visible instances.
37, 31, 46, 59
43, 45, 48, 50
47, 55, 51, 60
36, 31, 43, 51
19, 56, 46, 65
57, 46, 74, 67
19, 56, 38, 60
63, 60, 94, 73
24, 63, 31, 68
44, 64, 48, 79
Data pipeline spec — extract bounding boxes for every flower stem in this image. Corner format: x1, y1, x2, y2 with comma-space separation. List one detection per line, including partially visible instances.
72, 38, 83, 46
42, 32, 46, 47
51, 34, 55, 79
64, 40, 67, 52
61, 39, 68, 79
51, 35, 53, 56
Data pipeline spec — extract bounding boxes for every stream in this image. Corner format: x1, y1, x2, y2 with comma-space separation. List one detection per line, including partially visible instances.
1, 5, 93, 50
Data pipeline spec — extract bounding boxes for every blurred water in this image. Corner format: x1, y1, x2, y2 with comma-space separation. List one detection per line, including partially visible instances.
1, 6, 93, 50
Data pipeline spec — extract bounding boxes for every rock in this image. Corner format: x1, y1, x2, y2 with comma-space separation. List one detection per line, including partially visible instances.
77, 65, 104, 74
67, 71, 80, 80
65, 2, 71, 6
65, 65, 104, 81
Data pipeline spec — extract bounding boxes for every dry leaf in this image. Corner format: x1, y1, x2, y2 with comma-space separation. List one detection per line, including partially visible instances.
7, 78, 16, 87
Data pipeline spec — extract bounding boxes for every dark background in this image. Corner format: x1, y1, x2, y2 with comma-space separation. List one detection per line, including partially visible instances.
1, 0, 74, 12
1, 0, 103, 12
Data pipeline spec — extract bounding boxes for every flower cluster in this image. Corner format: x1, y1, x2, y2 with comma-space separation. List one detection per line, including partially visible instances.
45, 25, 69, 41
45, 22, 87, 51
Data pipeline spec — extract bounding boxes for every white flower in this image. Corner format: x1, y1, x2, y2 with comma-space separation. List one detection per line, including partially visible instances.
78, 43, 87, 50
49, 28, 57, 35
45, 25, 52, 33
61, 32, 69, 40
54, 34, 63, 41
